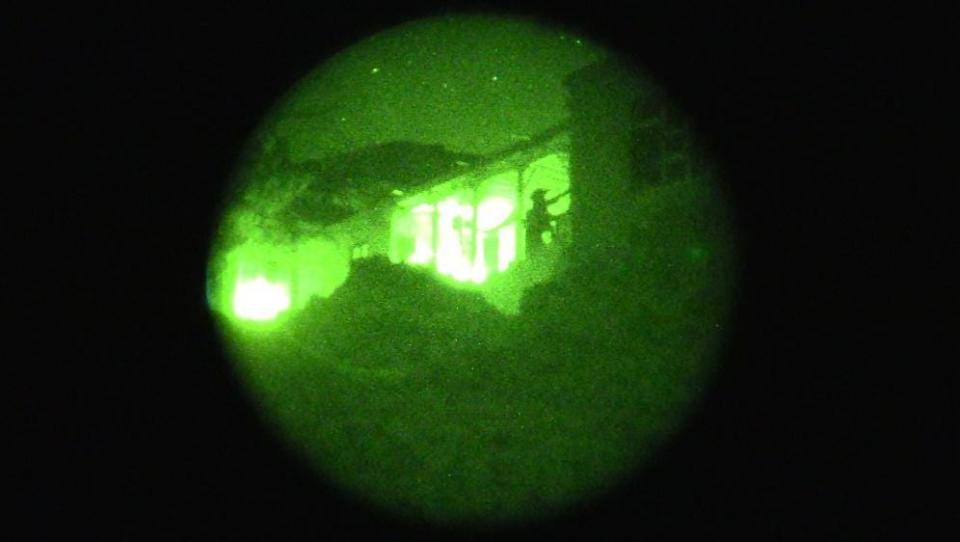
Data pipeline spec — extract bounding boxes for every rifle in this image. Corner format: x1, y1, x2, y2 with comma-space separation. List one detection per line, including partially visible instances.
543, 189, 571, 205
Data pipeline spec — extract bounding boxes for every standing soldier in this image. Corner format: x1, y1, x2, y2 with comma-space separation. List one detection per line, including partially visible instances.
525, 188, 570, 257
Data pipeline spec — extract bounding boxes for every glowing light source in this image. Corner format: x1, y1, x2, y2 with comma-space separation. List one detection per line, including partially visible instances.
435, 196, 474, 281
497, 225, 516, 271
232, 276, 291, 321
407, 203, 435, 265
476, 196, 514, 230
207, 12, 732, 530
392, 187, 522, 284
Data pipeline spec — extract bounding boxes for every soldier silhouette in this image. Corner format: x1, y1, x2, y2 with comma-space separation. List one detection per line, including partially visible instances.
525, 188, 568, 256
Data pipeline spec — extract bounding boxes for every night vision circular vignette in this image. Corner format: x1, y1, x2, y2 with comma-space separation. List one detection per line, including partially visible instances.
205, 13, 735, 528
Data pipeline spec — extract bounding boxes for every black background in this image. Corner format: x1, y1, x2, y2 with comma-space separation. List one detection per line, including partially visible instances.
13, 1, 949, 540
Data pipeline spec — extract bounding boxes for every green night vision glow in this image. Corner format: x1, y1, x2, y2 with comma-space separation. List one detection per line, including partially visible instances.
206, 14, 735, 529
233, 276, 290, 321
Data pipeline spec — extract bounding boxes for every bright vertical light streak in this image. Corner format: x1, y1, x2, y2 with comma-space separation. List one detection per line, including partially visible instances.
435, 196, 474, 281
471, 230, 489, 283
477, 195, 516, 279
497, 224, 516, 271
407, 204, 435, 265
